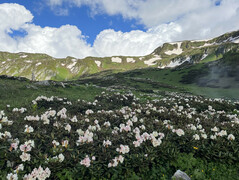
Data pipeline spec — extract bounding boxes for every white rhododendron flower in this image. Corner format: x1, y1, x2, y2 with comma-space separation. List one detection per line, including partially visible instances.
201, 134, 207, 139
193, 134, 200, 140
76, 129, 84, 136
80, 155, 91, 167
65, 124, 71, 132
7, 173, 18, 180
85, 109, 94, 115
77, 130, 94, 145
13, 164, 24, 174
175, 129, 185, 136
197, 125, 202, 129
10, 143, 18, 151
210, 135, 217, 140
228, 134, 235, 141
108, 155, 124, 168
57, 108, 67, 119
152, 131, 159, 137
23, 166, 51, 180
1, 131, 12, 139
25, 140, 35, 148
178, 106, 183, 111
132, 116, 138, 122
20, 152, 31, 162
70, 116, 78, 122
218, 130, 227, 137
208, 105, 213, 111
20, 144, 32, 152
133, 140, 141, 147
120, 124, 131, 132
58, 153, 65, 162
103, 121, 111, 127
52, 140, 60, 147
139, 125, 146, 130
139, 119, 144, 123
152, 138, 162, 147
24, 125, 34, 133
24, 115, 40, 121
103, 140, 112, 147
62, 140, 69, 148
116, 145, 130, 154
190, 125, 197, 131
211, 126, 219, 132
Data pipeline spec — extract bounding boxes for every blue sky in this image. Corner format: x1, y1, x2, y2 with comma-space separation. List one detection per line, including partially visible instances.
0, 0, 239, 58
4, 0, 145, 45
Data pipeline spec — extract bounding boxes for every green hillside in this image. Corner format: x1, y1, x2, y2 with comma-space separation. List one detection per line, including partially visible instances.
0, 50, 238, 111
0, 30, 239, 81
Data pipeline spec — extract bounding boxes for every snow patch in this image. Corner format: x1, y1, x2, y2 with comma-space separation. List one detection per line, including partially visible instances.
61, 63, 65, 66
191, 38, 214, 42
198, 43, 214, 48
2, 61, 6, 64
165, 42, 183, 55
159, 65, 166, 69
201, 54, 208, 60
139, 57, 144, 60
36, 62, 42, 66
20, 55, 28, 58
25, 60, 32, 63
95, 60, 101, 67
228, 36, 239, 43
67, 62, 77, 71
111, 57, 122, 63
126, 58, 136, 63
144, 56, 161, 66
166, 57, 190, 68
71, 59, 77, 62
234, 39, 239, 43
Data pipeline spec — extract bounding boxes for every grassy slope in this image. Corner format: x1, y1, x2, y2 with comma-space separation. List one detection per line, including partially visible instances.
0, 76, 103, 110
1, 30, 238, 81
76, 51, 239, 100
1, 51, 238, 111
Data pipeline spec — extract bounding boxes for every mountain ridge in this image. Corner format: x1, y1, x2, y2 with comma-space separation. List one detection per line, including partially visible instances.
0, 30, 239, 81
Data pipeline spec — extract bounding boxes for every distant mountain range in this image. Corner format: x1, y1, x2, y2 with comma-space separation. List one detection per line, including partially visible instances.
0, 30, 239, 81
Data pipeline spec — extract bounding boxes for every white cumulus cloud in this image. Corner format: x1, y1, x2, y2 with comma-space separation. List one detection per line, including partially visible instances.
0, 2, 239, 59
0, 3, 33, 52
93, 23, 181, 57
0, 3, 94, 58
0, 3, 183, 58
17, 24, 95, 58
47, 0, 239, 40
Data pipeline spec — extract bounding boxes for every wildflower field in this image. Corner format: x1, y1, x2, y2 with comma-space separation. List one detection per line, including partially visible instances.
1, 91, 239, 180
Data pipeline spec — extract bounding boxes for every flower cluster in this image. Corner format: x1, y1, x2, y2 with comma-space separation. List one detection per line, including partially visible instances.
80, 155, 95, 167
108, 155, 124, 167
116, 145, 130, 154
23, 166, 51, 180
1, 92, 239, 179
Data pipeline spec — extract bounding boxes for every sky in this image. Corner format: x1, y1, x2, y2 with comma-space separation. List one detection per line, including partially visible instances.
0, 0, 239, 58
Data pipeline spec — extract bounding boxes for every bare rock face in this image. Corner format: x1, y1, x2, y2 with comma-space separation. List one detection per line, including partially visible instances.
60, 82, 65, 88
35, 80, 51, 86
172, 170, 191, 180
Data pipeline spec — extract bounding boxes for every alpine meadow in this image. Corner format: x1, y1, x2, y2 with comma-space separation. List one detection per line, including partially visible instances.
1, 1, 239, 180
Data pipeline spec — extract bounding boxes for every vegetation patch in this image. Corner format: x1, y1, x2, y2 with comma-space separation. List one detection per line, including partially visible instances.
1, 92, 239, 179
